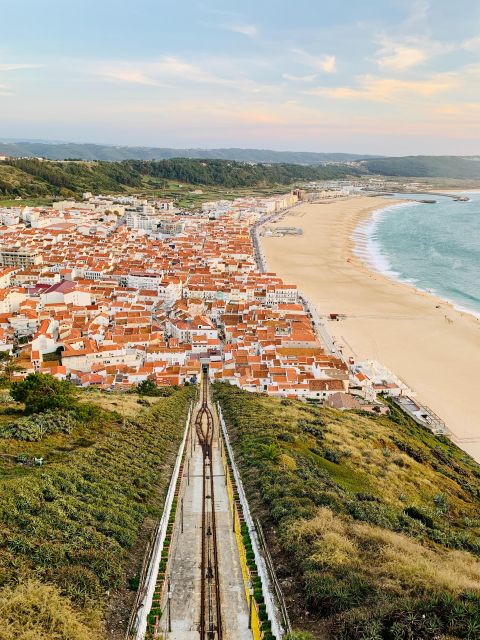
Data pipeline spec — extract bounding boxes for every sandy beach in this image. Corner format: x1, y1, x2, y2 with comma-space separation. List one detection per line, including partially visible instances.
261, 196, 480, 462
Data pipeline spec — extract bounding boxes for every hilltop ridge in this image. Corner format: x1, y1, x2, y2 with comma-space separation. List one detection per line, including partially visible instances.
0, 141, 374, 164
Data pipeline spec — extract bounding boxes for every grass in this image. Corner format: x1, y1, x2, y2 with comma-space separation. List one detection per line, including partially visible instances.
0, 197, 52, 207
136, 177, 288, 208
0, 386, 193, 638
77, 389, 158, 418
0, 580, 102, 640
214, 384, 480, 639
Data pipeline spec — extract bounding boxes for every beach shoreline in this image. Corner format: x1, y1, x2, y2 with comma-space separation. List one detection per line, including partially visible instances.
348, 199, 480, 321
261, 196, 480, 462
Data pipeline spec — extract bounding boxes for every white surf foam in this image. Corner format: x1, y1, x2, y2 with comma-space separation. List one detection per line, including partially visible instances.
352, 201, 416, 279
352, 201, 480, 320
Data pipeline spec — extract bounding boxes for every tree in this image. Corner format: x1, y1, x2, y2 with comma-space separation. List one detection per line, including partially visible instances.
136, 379, 159, 396
10, 373, 77, 414
0, 352, 22, 385
136, 379, 176, 397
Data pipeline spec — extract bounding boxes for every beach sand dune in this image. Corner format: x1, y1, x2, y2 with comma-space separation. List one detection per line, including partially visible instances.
262, 197, 480, 462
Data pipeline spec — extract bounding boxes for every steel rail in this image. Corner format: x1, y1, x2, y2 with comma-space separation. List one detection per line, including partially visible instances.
197, 372, 222, 640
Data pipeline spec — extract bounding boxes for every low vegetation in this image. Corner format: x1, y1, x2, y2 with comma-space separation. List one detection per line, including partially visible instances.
214, 384, 480, 639
0, 157, 360, 200
10, 373, 77, 414
0, 374, 193, 639
134, 379, 180, 397
0, 580, 102, 640
0, 409, 78, 441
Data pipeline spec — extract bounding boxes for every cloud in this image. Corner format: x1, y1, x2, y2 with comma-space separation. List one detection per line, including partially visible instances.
373, 33, 457, 72
292, 48, 337, 73
305, 73, 457, 102
103, 70, 164, 87
0, 82, 13, 96
95, 55, 279, 95
282, 73, 317, 82
98, 56, 230, 88
464, 36, 480, 52
376, 43, 426, 71
227, 24, 258, 37
0, 63, 41, 71
435, 102, 480, 116
321, 55, 337, 74
405, 0, 430, 28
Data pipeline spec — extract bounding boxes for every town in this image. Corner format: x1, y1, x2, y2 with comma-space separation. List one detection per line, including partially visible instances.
0, 189, 434, 415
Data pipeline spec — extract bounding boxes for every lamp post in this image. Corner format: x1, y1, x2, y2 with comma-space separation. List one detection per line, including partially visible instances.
167, 576, 173, 633
167, 591, 172, 632
247, 580, 254, 630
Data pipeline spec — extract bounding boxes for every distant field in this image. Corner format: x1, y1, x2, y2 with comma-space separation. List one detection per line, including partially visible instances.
139, 178, 288, 208
0, 173, 291, 211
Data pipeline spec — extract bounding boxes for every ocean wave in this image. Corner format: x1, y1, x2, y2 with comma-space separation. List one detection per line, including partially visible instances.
352, 201, 417, 277
351, 200, 480, 320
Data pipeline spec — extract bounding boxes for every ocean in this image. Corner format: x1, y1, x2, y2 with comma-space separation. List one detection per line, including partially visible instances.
352, 192, 480, 318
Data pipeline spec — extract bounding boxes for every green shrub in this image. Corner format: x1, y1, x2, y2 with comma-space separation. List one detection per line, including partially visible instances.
0, 386, 193, 629
0, 410, 78, 441
11, 373, 77, 414
324, 449, 340, 464
403, 505, 435, 529
261, 444, 281, 463
213, 383, 480, 639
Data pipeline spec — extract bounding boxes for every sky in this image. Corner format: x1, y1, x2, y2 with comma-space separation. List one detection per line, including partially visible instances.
0, 0, 479, 155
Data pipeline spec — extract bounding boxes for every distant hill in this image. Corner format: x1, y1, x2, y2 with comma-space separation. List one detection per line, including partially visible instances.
0, 141, 374, 164
0, 157, 362, 199
2, 146, 479, 198
361, 155, 480, 179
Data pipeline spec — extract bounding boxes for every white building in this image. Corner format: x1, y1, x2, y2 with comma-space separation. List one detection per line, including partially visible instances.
127, 271, 164, 291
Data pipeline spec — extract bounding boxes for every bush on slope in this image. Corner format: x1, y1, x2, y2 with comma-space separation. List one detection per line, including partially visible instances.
214, 384, 480, 639
0, 387, 192, 637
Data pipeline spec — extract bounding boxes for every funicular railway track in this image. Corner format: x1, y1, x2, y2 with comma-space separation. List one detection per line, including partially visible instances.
196, 368, 223, 640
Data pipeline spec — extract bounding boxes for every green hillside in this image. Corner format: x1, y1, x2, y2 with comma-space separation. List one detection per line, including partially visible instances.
1, 156, 479, 203
362, 155, 480, 179
0, 157, 361, 200
0, 378, 193, 639
214, 384, 480, 640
